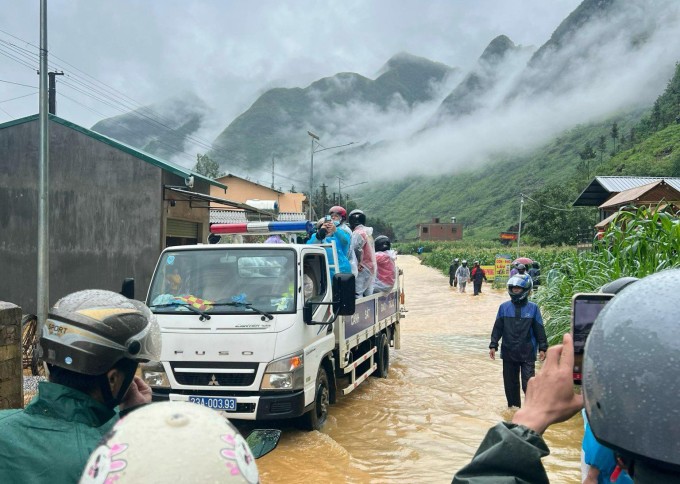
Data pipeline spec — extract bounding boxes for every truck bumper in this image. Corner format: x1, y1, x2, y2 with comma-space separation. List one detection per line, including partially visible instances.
150, 388, 306, 420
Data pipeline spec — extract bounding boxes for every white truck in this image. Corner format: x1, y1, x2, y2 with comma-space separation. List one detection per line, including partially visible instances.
141, 221, 401, 430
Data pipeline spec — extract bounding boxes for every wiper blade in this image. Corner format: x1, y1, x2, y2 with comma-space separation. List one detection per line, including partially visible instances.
210, 302, 274, 321
149, 302, 211, 321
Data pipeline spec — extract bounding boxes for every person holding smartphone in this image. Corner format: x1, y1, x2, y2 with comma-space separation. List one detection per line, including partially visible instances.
489, 273, 547, 408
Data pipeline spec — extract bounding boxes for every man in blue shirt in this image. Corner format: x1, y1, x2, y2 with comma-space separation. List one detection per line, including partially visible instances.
489, 274, 547, 408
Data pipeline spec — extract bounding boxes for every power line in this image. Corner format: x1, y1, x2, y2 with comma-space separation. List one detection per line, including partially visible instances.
0, 92, 38, 104
0, 28, 307, 185
0, 79, 37, 89
0, 105, 13, 118
521, 193, 589, 212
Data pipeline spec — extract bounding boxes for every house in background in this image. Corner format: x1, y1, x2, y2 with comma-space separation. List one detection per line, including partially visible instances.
417, 217, 463, 241
209, 173, 306, 224
594, 179, 680, 233
573, 176, 680, 221
0, 114, 260, 313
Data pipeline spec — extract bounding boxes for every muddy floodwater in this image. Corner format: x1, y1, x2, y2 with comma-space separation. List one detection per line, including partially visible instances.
256, 255, 583, 483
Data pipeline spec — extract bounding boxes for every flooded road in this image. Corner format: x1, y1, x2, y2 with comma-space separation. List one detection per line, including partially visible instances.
256, 255, 582, 483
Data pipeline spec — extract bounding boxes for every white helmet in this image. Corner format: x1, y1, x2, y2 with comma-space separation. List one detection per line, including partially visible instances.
80, 402, 259, 483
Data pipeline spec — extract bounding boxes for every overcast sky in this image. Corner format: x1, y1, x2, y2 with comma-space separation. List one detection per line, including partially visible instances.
0, 0, 582, 130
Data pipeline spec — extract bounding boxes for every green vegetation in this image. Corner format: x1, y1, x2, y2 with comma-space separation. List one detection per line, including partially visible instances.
192, 153, 224, 179
533, 205, 680, 344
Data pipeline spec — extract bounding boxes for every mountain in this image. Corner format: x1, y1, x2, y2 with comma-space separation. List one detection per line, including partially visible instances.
209, 53, 457, 170
91, 93, 208, 160
430, 35, 530, 122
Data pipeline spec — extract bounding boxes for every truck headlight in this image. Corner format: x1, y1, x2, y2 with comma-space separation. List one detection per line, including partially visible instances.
261, 353, 304, 390
140, 361, 170, 388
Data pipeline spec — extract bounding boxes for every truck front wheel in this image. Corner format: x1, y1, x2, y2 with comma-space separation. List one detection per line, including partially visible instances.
302, 366, 329, 431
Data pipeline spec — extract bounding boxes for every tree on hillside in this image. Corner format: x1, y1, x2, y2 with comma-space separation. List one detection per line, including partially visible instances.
372, 218, 397, 241
597, 135, 606, 164
578, 142, 597, 180
628, 127, 636, 147
610, 123, 619, 154
522, 183, 597, 246
193, 153, 223, 179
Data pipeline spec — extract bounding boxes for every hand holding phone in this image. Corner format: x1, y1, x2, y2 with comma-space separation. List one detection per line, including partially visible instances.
571, 293, 614, 384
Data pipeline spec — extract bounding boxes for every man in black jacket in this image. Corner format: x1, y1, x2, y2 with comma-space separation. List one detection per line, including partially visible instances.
449, 258, 459, 287
489, 274, 547, 407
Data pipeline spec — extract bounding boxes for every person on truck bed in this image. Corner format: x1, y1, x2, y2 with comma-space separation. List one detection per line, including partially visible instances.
329, 205, 358, 276
0, 290, 159, 483
348, 209, 377, 297
373, 235, 397, 294
306, 217, 351, 277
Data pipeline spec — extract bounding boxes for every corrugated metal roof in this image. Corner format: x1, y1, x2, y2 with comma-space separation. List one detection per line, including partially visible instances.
0, 114, 227, 189
210, 210, 306, 224
595, 176, 680, 192
574, 176, 680, 206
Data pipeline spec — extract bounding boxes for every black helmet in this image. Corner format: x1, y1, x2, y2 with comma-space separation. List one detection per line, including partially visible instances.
348, 209, 366, 228
374, 235, 391, 252
41, 289, 161, 376
599, 276, 638, 295
507, 274, 532, 303
516, 263, 526, 274
584, 269, 680, 476
532, 261, 540, 269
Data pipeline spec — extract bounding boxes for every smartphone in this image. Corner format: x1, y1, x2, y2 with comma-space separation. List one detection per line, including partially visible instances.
324, 215, 332, 222
571, 293, 614, 384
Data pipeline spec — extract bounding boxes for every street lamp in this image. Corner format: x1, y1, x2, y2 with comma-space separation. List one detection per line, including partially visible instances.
307, 131, 354, 220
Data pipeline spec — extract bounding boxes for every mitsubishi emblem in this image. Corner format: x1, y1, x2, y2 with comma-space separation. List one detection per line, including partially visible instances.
208, 374, 219, 386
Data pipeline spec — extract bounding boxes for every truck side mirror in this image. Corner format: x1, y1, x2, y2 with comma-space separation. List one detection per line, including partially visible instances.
333, 273, 355, 316
120, 278, 135, 299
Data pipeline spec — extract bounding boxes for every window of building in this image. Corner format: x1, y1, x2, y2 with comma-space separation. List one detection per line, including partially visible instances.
422, 227, 429, 234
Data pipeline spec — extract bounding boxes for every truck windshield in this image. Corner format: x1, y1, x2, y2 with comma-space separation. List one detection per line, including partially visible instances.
147, 248, 297, 315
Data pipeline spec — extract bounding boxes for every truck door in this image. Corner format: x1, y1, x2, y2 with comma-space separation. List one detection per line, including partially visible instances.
301, 251, 331, 321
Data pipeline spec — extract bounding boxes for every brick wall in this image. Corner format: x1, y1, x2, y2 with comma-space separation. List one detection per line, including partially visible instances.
0, 302, 22, 409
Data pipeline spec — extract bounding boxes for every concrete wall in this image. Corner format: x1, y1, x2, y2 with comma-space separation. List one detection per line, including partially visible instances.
0, 119, 162, 312
0, 302, 22, 409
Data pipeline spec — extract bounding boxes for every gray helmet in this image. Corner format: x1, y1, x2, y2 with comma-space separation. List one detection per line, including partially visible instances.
583, 269, 680, 473
599, 276, 639, 295
41, 289, 161, 376
454, 258, 459, 263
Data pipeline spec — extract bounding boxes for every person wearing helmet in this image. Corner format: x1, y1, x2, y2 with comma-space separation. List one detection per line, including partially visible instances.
329, 205, 358, 276
0, 290, 161, 483
455, 271, 680, 483
449, 258, 460, 287
348, 209, 377, 297
80, 402, 264, 484
545, 262, 560, 286
516, 263, 527, 275
489, 274, 547, 408
580, 277, 639, 484
373, 235, 397, 294
455, 260, 470, 293
306, 217, 351, 277
528, 262, 541, 288
509, 262, 519, 277
471, 261, 488, 296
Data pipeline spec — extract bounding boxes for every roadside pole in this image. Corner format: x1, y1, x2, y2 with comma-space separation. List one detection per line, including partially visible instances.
37, 0, 49, 336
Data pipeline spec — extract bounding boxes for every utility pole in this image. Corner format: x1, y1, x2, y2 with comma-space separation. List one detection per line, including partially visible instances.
37, 0, 49, 337
320, 183, 328, 215
271, 155, 275, 189
307, 131, 319, 220
517, 193, 524, 258
47, 71, 64, 115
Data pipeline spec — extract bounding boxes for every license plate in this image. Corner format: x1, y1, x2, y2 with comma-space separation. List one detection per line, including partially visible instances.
188, 396, 237, 411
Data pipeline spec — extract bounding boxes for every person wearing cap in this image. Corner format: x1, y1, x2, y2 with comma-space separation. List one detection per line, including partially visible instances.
489, 273, 547, 408
0, 290, 160, 483
456, 270, 680, 483
80, 402, 264, 484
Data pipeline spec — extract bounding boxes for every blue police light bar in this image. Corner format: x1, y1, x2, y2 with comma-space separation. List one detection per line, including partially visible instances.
211, 220, 315, 235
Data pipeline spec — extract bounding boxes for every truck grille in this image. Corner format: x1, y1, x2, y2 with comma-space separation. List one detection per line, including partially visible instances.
170, 361, 259, 387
